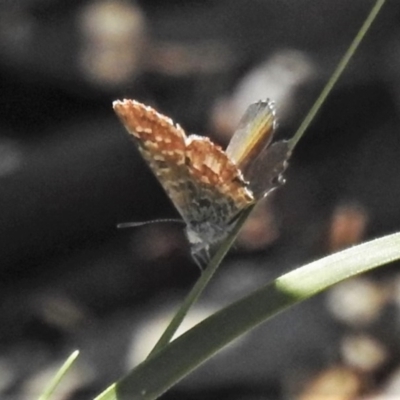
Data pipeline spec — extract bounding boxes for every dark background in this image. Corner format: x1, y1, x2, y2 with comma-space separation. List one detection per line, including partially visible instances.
1, 0, 400, 399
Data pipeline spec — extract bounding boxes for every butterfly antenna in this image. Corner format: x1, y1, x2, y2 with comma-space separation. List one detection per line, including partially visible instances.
117, 219, 185, 229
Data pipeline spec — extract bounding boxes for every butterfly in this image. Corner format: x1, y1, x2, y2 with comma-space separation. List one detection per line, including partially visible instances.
113, 99, 291, 267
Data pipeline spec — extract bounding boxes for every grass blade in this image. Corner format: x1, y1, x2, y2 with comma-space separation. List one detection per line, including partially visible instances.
288, 0, 386, 151
37, 350, 79, 400
95, 232, 400, 400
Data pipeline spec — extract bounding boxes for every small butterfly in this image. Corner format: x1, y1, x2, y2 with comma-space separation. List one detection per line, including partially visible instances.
113, 99, 291, 267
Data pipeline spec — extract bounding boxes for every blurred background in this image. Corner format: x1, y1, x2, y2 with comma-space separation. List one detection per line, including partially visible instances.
1, 0, 400, 399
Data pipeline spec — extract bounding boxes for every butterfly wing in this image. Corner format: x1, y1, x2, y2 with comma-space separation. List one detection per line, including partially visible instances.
241, 140, 291, 199
113, 100, 253, 232
226, 100, 291, 198
113, 100, 193, 221
184, 135, 253, 228
182, 135, 254, 266
226, 100, 276, 167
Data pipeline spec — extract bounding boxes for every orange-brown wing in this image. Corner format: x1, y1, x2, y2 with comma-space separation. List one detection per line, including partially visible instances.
113, 99, 254, 232
113, 99, 193, 221
184, 135, 254, 227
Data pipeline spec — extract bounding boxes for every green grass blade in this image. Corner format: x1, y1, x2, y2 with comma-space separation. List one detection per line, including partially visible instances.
37, 350, 79, 400
288, 0, 386, 151
148, 0, 386, 357
95, 232, 400, 400
147, 206, 254, 357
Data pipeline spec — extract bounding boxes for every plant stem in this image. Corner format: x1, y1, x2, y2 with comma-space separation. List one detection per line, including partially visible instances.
147, 206, 254, 357
288, 0, 386, 151
37, 351, 79, 400
100, 231, 400, 400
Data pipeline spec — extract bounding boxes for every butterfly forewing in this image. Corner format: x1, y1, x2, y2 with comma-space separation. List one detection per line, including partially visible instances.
226, 100, 290, 198
226, 100, 276, 171
113, 100, 193, 221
